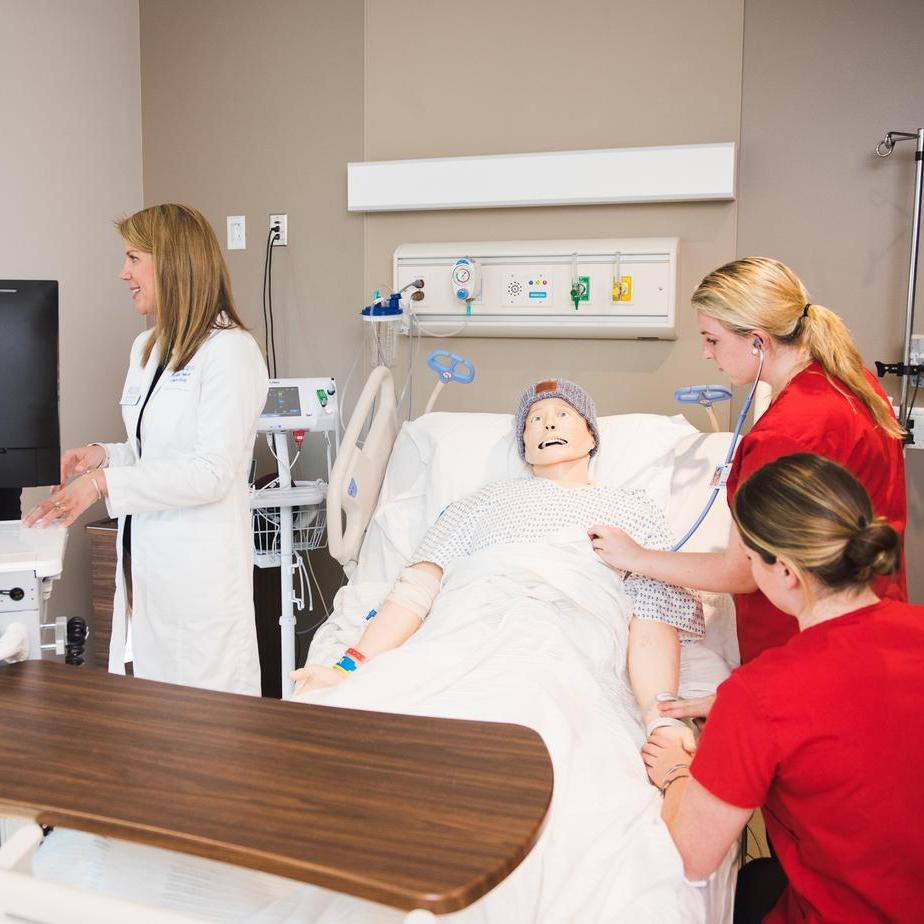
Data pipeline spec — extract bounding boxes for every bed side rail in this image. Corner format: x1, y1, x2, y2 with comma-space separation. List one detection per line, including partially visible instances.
327, 366, 399, 573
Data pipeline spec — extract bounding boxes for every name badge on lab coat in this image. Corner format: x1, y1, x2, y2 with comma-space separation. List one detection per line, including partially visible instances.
165, 366, 195, 388
120, 384, 143, 406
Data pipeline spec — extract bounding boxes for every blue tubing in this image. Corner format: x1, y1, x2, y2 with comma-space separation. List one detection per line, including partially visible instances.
670, 371, 762, 551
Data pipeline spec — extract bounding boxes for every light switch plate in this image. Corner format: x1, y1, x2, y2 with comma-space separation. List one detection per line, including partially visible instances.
227, 215, 246, 250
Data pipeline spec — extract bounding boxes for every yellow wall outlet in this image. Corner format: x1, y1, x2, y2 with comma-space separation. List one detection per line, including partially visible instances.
612, 275, 633, 302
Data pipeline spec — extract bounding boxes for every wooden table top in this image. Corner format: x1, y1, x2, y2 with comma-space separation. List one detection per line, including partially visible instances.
0, 661, 553, 913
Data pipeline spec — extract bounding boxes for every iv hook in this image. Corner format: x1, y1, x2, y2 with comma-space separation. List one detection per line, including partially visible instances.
876, 131, 919, 157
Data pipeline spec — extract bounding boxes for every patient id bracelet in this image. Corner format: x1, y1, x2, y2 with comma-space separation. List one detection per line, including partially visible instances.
332, 648, 368, 675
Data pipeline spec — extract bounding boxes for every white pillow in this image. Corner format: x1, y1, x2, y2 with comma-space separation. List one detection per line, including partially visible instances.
353, 411, 698, 584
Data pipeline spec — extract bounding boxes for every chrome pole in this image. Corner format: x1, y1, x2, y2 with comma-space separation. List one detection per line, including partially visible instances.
899, 129, 924, 423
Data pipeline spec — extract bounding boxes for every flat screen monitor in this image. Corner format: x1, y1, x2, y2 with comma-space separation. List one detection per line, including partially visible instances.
0, 280, 60, 488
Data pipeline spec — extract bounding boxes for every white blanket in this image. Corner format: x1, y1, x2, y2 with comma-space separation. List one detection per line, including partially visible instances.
34, 531, 730, 922
285, 529, 708, 923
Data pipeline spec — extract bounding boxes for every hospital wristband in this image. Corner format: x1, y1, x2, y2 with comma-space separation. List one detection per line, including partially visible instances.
332, 650, 364, 674
345, 647, 367, 664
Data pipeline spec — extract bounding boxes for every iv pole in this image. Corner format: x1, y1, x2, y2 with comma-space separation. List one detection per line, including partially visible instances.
875, 128, 924, 426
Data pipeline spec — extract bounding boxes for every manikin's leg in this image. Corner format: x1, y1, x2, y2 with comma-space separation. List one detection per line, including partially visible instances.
627, 617, 691, 746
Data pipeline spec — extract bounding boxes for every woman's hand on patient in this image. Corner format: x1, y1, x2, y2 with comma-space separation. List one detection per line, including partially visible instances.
289, 665, 348, 695
642, 727, 697, 789
658, 694, 715, 721
588, 525, 645, 572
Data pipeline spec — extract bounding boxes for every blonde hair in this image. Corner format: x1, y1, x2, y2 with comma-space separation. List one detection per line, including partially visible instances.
692, 257, 904, 439
117, 204, 246, 370
732, 453, 900, 593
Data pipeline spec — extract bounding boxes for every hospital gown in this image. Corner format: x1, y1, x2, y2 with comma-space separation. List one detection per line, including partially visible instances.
410, 477, 704, 641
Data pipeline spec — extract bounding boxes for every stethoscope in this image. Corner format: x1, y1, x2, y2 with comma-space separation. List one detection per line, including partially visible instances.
671, 338, 765, 551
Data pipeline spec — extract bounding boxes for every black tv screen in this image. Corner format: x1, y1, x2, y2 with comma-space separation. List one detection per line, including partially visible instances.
0, 280, 60, 488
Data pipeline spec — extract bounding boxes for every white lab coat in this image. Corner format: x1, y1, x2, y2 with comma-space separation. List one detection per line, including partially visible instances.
100, 325, 269, 695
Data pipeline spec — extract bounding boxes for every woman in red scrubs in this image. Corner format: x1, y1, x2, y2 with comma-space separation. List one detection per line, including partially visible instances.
641, 454, 924, 923
590, 257, 907, 705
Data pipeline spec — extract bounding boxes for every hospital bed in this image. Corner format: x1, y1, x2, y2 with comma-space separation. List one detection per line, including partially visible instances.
0, 366, 743, 922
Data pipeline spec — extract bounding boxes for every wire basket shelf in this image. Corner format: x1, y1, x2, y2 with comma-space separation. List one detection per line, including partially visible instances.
250, 480, 327, 569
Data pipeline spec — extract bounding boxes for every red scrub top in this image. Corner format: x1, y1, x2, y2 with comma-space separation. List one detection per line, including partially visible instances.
691, 599, 924, 923
726, 362, 906, 663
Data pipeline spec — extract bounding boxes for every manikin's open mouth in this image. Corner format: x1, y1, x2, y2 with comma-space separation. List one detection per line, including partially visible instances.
538, 438, 567, 449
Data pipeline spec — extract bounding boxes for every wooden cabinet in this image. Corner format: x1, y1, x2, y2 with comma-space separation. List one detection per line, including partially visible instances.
85, 518, 285, 697
86, 519, 118, 670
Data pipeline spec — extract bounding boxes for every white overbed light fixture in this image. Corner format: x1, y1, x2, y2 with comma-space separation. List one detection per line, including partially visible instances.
347, 142, 736, 213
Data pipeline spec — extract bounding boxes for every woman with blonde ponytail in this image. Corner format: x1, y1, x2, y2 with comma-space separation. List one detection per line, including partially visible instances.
591, 257, 907, 686
641, 454, 924, 924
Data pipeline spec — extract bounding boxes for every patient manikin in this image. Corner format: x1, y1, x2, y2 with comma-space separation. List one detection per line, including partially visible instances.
294, 378, 702, 745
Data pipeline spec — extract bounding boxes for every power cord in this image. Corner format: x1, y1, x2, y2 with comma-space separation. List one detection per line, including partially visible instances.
262, 224, 281, 376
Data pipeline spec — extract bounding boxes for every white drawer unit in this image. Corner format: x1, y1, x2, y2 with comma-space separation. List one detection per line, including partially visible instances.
393, 238, 679, 339
0, 521, 67, 662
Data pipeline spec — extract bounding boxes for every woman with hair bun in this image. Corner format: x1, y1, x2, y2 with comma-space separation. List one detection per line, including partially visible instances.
641, 454, 924, 923
591, 257, 907, 686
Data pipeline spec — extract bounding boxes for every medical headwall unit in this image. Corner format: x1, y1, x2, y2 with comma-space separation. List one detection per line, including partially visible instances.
393, 238, 679, 339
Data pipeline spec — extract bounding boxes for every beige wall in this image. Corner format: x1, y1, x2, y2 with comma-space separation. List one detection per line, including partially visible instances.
737, 0, 924, 602
363, 0, 745, 420
0, 0, 143, 621
139, 0, 365, 375
138, 0, 365, 612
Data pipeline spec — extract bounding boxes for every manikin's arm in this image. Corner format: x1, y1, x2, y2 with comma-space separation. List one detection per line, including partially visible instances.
591, 522, 757, 594
291, 561, 442, 693
627, 618, 691, 746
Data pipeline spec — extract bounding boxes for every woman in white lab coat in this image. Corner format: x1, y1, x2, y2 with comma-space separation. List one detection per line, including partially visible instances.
25, 204, 269, 694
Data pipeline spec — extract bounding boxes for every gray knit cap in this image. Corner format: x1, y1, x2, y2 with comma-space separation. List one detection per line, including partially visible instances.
515, 378, 599, 460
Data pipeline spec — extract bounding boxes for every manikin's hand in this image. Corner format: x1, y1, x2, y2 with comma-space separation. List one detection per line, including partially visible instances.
647, 722, 697, 754
658, 694, 716, 721
57, 444, 106, 490
642, 727, 697, 789
23, 473, 103, 528
289, 665, 348, 696
588, 524, 645, 572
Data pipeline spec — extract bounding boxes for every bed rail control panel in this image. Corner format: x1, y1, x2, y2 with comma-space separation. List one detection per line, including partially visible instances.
258, 377, 339, 433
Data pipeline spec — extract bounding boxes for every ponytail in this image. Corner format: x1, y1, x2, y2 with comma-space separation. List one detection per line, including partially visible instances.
801, 304, 904, 439
693, 257, 904, 440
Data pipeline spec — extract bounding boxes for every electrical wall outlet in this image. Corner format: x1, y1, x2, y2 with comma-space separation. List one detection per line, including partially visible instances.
910, 333, 924, 366
270, 213, 287, 246
227, 215, 246, 250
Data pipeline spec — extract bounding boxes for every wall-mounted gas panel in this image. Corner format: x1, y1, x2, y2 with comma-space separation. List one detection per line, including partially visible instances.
393, 238, 678, 339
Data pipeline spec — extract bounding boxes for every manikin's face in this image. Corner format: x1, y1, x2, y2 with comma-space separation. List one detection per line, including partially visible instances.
523, 397, 596, 467
119, 246, 156, 316
697, 311, 762, 386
